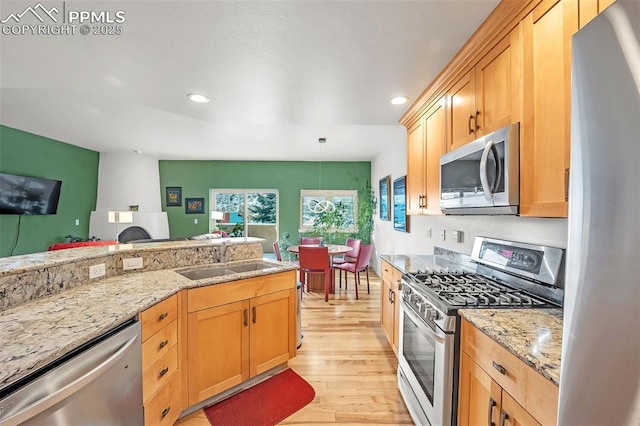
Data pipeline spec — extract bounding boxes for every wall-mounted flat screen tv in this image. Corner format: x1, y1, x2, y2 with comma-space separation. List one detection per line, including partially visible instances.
0, 172, 62, 215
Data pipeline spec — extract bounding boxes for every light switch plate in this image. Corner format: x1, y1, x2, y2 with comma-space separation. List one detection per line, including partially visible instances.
123, 257, 143, 270
89, 263, 106, 279
440, 229, 446, 241
426, 227, 432, 238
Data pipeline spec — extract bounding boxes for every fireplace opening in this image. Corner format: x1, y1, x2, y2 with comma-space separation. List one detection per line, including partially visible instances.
118, 226, 152, 243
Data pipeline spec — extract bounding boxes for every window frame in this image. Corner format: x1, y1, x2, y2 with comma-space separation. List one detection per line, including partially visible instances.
299, 189, 358, 232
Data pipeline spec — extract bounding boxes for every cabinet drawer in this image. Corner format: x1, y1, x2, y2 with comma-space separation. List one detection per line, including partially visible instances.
381, 260, 394, 282
461, 319, 558, 425
144, 370, 181, 426
143, 346, 178, 403
462, 319, 528, 404
142, 319, 177, 367
141, 295, 178, 342
381, 261, 402, 290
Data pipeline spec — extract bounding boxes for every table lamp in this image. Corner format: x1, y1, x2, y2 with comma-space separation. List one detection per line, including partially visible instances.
211, 211, 224, 232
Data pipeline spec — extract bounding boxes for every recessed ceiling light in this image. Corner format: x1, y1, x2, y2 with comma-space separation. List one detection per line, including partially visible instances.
187, 93, 210, 103
390, 96, 409, 105
133, 149, 143, 154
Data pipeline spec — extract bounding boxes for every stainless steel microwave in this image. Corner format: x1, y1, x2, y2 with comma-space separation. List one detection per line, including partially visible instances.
440, 123, 519, 215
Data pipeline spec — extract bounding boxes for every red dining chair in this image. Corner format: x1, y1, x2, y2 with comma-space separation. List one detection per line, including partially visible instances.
332, 238, 362, 287
300, 236, 322, 245
298, 246, 331, 302
332, 244, 373, 300
273, 241, 283, 261
273, 241, 299, 266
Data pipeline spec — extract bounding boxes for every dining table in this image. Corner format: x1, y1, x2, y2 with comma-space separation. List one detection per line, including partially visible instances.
287, 244, 353, 293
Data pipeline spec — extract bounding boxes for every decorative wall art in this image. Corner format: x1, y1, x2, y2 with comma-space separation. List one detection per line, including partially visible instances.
379, 175, 391, 221
185, 197, 205, 214
393, 176, 409, 232
166, 186, 182, 207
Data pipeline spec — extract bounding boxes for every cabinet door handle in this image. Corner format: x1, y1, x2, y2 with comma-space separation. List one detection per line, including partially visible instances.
487, 396, 496, 426
159, 367, 169, 377
158, 312, 168, 321
468, 114, 475, 134
475, 109, 481, 130
492, 361, 506, 375
243, 309, 248, 326
158, 340, 168, 350
252, 306, 257, 324
565, 168, 570, 201
499, 409, 509, 426
391, 291, 395, 304
161, 406, 171, 419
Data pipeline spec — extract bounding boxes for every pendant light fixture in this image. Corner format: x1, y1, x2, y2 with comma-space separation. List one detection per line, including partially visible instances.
307, 137, 335, 213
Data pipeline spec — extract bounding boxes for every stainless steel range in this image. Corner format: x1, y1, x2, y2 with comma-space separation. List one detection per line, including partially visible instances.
397, 237, 564, 426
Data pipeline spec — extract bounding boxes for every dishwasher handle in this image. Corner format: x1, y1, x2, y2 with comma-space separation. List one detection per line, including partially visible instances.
1, 333, 139, 426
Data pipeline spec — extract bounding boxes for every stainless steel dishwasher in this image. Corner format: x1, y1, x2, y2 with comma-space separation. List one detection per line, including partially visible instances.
0, 319, 143, 425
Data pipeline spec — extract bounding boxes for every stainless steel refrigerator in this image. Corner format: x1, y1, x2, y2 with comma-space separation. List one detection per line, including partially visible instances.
560, 1, 640, 425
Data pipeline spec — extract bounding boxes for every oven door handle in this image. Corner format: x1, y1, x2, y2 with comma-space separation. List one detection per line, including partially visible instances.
401, 300, 446, 344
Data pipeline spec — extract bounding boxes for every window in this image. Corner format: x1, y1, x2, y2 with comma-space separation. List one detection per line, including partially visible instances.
210, 189, 279, 246
300, 190, 358, 231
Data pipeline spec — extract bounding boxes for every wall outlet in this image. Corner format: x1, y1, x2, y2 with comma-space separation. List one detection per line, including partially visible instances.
123, 257, 144, 271
440, 229, 446, 241
75, 219, 80, 226
452, 230, 464, 243
194, 218, 198, 224
89, 263, 106, 279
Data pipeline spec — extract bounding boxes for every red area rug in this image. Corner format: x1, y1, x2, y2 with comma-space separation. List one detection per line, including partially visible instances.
204, 369, 315, 426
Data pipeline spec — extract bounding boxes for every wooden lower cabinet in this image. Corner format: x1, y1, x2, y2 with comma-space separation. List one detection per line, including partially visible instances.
458, 319, 558, 426
459, 352, 540, 426
140, 294, 182, 426
380, 260, 402, 355
186, 271, 297, 406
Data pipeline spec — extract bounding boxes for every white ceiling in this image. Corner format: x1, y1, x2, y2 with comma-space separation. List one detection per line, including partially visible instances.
0, 0, 499, 161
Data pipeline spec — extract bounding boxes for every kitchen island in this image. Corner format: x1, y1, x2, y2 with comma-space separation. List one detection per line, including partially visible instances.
0, 238, 298, 425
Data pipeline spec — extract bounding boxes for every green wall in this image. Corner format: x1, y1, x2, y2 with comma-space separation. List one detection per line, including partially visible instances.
159, 160, 371, 243
0, 126, 99, 256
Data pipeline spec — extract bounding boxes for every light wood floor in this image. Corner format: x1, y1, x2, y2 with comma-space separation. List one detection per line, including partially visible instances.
176, 270, 413, 425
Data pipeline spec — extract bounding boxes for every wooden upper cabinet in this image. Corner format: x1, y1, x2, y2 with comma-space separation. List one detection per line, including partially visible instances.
579, 0, 616, 28
448, 70, 477, 150
476, 28, 522, 138
406, 117, 426, 215
447, 27, 522, 152
521, 0, 578, 217
405, 97, 446, 215
423, 99, 446, 215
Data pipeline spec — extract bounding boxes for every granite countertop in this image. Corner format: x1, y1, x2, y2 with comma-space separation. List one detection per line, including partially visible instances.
379, 254, 440, 274
0, 258, 297, 391
459, 309, 563, 385
0, 237, 263, 276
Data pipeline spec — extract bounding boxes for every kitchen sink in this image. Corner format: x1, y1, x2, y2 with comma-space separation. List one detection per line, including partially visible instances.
176, 262, 278, 280
176, 267, 235, 280
227, 262, 278, 273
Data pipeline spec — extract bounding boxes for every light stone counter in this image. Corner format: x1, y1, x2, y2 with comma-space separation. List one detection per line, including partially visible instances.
459, 309, 563, 385
379, 254, 439, 274
0, 238, 264, 310
0, 258, 297, 391
0, 237, 258, 276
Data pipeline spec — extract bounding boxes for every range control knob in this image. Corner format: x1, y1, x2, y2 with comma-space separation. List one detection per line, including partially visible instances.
426, 309, 440, 322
